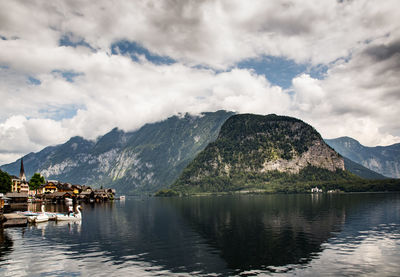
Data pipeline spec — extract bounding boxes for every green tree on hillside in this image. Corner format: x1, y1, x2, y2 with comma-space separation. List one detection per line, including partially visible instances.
29, 173, 45, 193
0, 169, 12, 193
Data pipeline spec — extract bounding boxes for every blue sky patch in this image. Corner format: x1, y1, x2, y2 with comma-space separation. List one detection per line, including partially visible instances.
52, 70, 84, 82
39, 105, 83, 121
111, 40, 175, 65
27, 76, 41, 85
59, 33, 94, 51
237, 56, 328, 89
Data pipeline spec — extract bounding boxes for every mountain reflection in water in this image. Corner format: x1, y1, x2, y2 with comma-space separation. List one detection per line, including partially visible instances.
167, 194, 346, 272
0, 193, 399, 276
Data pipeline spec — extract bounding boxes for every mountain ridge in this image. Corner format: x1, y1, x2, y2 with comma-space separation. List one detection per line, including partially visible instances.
2, 112, 394, 195
325, 136, 400, 178
1, 110, 235, 194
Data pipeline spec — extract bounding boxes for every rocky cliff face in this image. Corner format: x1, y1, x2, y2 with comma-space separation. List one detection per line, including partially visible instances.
0, 111, 234, 194
325, 137, 400, 178
173, 114, 348, 193
262, 140, 344, 174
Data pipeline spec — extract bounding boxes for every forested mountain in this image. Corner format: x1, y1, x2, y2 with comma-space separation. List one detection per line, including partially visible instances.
172, 114, 358, 194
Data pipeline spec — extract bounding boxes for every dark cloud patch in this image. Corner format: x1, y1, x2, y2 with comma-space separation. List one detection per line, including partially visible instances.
384, 88, 400, 101
148, 0, 206, 31
356, 39, 400, 86
145, 0, 211, 54
257, 15, 313, 36
364, 40, 400, 62
330, 103, 374, 117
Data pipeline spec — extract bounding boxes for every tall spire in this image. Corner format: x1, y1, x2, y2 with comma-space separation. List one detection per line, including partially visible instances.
19, 158, 26, 182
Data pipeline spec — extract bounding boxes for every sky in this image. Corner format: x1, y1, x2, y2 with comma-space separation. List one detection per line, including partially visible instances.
0, 0, 400, 165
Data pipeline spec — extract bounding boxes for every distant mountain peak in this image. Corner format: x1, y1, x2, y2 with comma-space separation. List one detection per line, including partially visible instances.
325, 137, 400, 178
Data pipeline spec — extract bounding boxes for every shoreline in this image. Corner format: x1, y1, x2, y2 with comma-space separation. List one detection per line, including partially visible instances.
155, 189, 400, 197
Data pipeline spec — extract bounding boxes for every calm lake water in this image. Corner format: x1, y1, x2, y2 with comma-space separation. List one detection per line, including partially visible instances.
1, 193, 399, 276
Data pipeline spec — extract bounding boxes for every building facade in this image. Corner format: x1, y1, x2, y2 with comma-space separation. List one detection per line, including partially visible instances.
11, 159, 29, 193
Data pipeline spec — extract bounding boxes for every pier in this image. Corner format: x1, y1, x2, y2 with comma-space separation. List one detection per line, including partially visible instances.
1, 213, 28, 227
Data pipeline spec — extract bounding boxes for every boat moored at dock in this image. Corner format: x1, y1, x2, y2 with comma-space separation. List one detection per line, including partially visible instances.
55, 205, 82, 221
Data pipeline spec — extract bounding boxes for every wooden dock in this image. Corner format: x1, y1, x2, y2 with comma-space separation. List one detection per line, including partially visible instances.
1, 213, 28, 227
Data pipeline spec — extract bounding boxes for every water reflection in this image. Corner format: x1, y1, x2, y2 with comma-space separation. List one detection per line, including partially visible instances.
0, 229, 13, 262
168, 194, 346, 272
75, 199, 228, 275
0, 193, 399, 276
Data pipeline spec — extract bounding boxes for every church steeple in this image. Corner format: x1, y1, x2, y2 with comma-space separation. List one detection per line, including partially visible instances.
19, 158, 26, 182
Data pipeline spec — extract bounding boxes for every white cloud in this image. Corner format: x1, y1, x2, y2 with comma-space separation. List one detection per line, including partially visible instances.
0, 0, 400, 164
290, 31, 400, 146
0, 51, 290, 164
1, 1, 399, 68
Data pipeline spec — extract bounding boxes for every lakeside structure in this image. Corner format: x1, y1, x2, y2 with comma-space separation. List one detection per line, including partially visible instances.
39, 183, 116, 203
4, 159, 116, 205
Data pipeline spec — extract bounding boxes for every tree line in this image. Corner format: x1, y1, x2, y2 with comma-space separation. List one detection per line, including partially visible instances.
0, 169, 45, 193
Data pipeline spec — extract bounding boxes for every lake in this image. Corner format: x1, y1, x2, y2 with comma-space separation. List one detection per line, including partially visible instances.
1, 193, 399, 276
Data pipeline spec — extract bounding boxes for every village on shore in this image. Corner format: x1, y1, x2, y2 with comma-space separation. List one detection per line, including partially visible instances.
0, 159, 118, 211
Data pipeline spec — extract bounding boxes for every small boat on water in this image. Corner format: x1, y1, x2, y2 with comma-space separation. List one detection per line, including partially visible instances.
21, 205, 49, 223
55, 205, 82, 221
119, 195, 125, 200
44, 212, 64, 221
16, 211, 38, 223
34, 205, 49, 223
26, 214, 38, 223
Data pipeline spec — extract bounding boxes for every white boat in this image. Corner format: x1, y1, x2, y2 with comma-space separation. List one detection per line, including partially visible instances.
23, 205, 49, 223
119, 195, 126, 200
34, 205, 49, 223
44, 212, 64, 221
27, 214, 38, 223
34, 213, 49, 223
55, 205, 82, 221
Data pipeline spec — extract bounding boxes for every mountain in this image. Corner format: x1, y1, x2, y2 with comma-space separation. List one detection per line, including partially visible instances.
0, 110, 234, 194
172, 114, 356, 194
343, 157, 387, 180
325, 137, 400, 178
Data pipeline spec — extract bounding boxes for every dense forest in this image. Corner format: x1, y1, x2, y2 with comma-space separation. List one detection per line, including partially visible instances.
0, 169, 11, 193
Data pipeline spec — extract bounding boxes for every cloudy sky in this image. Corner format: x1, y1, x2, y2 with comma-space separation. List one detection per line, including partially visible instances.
1, 0, 400, 165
